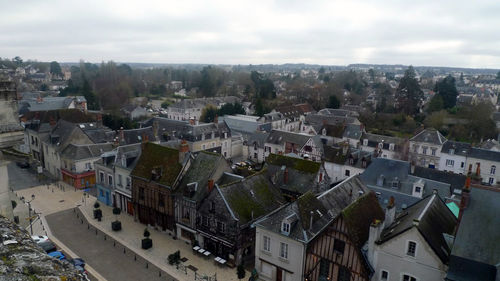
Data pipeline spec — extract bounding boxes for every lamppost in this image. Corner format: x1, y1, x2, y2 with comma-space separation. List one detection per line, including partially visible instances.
27, 194, 35, 235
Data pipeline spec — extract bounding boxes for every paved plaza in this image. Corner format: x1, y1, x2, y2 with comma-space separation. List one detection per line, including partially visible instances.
17, 184, 249, 281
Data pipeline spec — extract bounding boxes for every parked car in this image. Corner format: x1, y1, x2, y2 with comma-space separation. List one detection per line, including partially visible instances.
32, 235, 49, 244
38, 240, 57, 253
68, 258, 86, 268
16, 161, 30, 169
48, 251, 66, 260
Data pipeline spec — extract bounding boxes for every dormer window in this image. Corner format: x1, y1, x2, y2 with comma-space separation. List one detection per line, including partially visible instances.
363, 139, 368, 146
281, 222, 290, 234
377, 175, 385, 187
392, 177, 400, 188
322, 128, 326, 136
449, 148, 455, 155
389, 143, 395, 151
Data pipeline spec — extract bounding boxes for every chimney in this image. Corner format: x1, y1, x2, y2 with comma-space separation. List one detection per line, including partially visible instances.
179, 139, 189, 164
37, 95, 43, 103
214, 114, 218, 124
189, 118, 195, 125
49, 117, 56, 127
152, 120, 159, 141
475, 163, 480, 177
410, 161, 415, 174
367, 219, 383, 266
342, 143, 348, 155
97, 114, 102, 128
119, 127, 124, 143
208, 179, 215, 192
385, 196, 396, 226
309, 211, 314, 231
458, 176, 472, 226
140, 133, 148, 150
318, 172, 323, 183
284, 168, 289, 184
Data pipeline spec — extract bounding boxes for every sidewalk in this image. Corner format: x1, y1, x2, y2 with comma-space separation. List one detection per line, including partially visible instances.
18, 184, 249, 281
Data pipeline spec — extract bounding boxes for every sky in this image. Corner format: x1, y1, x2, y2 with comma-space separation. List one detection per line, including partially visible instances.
1, 0, 500, 68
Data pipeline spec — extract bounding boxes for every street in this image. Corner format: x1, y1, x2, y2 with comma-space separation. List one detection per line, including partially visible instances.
7, 160, 50, 191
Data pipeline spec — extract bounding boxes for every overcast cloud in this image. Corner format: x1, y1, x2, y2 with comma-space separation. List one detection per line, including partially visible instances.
1, 0, 499, 68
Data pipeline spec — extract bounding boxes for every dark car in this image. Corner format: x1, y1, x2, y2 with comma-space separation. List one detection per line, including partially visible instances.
68, 258, 86, 268
38, 240, 57, 253
16, 161, 30, 169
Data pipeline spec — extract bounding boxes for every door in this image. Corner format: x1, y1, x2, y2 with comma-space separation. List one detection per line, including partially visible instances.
105, 191, 110, 205
276, 268, 283, 281
127, 201, 134, 215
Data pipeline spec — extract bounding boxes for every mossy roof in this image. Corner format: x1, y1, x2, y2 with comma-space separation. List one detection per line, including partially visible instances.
220, 171, 284, 225
176, 151, 222, 201
266, 154, 320, 174
296, 191, 328, 230
131, 142, 182, 187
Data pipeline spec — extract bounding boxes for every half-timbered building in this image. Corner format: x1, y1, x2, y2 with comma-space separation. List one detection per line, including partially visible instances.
254, 175, 384, 281
131, 142, 188, 233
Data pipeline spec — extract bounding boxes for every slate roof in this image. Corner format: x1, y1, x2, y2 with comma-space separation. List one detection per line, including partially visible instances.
319, 124, 345, 138
262, 112, 285, 122
410, 128, 447, 145
130, 142, 183, 187
256, 176, 384, 244
176, 151, 227, 202
446, 255, 497, 281
343, 124, 363, 140
361, 132, 406, 150
246, 132, 270, 148
114, 143, 142, 170
467, 147, 500, 162
119, 127, 156, 145
412, 166, 466, 193
60, 143, 114, 161
168, 96, 240, 110
142, 117, 231, 143
317, 108, 359, 117
266, 130, 323, 150
450, 187, 500, 267
22, 109, 95, 124
18, 97, 76, 114
265, 154, 324, 195
322, 145, 347, 164
440, 141, 471, 156
305, 114, 360, 126
360, 158, 452, 210
377, 193, 457, 263
492, 112, 500, 122
218, 171, 284, 225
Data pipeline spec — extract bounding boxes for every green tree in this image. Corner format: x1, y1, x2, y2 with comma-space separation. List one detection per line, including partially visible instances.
237, 264, 246, 280
218, 102, 246, 116
427, 95, 444, 113
200, 105, 218, 123
82, 78, 100, 110
497, 70, 500, 80
328, 95, 340, 109
434, 75, 458, 109
254, 98, 266, 117
368, 68, 375, 81
12, 56, 23, 66
395, 66, 423, 116
50, 61, 63, 77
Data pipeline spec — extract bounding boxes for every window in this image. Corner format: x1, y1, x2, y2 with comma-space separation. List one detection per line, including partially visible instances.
402, 274, 417, 281
345, 170, 350, 176
489, 177, 494, 185
422, 147, 427, 155
337, 266, 351, 281
446, 159, 454, 167
407, 241, 417, 257
126, 177, 131, 187
99, 172, 105, 183
461, 162, 465, 168
108, 175, 113, 186
318, 259, 329, 280
139, 187, 145, 200
389, 143, 395, 151
415, 186, 421, 193
279, 242, 288, 259
333, 239, 345, 254
431, 148, 436, 156
491, 165, 496, 175
413, 145, 418, 153
380, 270, 389, 281
81, 179, 84, 185
118, 174, 122, 186
281, 222, 290, 234
202, 144, 206, 149
158, 193, 165, 207
85, 162, 91, 170
263, 236, 271, 252
217, 221, 226, 233
202, 216, 209, 227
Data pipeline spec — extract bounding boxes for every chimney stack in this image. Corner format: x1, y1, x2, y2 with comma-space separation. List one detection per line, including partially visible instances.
309, 211, 314, 231
410, 161, 415, 174
119, 127, 124, 143
457, 175, 472, 227
385, 196, 396, 226
49, 117, 56, 127
475, 163, 481, 177
208, 179, 215, 192
367, 219, 383, 265
214, 114, 218, 124
179, 139, 189, 164
284, 168, 289, 184
189, 118, 195, 125
152, 120, 159, 141
97, 113, 102, 128
140, 133, 148, 150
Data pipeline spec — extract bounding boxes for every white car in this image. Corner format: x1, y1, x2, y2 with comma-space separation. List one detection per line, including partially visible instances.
32, 235, 49, 244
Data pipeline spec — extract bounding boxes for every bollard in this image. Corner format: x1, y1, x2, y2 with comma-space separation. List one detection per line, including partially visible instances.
114, 241, 116, 247
123, 248, 126, 254
95, 229, 98, 235
159, 271, 161, 277
146, 262, 148, 269
134, 255, 136, 261
81, 219, 83, 224
104, 235, 106, 240
88, 224, 90, 229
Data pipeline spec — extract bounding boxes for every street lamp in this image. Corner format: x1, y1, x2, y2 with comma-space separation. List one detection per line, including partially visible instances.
27, 194, 35, 235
